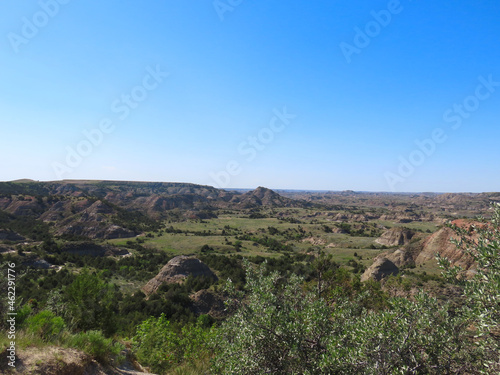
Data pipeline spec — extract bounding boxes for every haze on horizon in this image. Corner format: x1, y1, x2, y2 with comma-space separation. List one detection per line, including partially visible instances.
1, 1, 499, 193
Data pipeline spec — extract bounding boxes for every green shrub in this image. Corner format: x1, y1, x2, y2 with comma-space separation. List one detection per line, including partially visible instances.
213, 260, 333, 374
133, 314, 176, 372
213, 260, 486, 374
132, 314, 215, 374
438, 202, 500, 372
63, 269, 120, 335
25, 310, 65, 341
68, 330, 123, 364
16, 303, 32, 328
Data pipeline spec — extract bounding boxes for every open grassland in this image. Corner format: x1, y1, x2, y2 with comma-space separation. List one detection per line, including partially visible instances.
105, 205, 453, 278
108, 210, 393, 267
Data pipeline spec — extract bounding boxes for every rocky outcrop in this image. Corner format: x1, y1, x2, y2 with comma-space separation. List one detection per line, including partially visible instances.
83, 200, 114, 216
55, 223, 136, 240
0, 197, 44, 217
370, 220, 477, 273
249, 187, 289, 206
103, 225, 137, 239
129, 194, 210, 217
60, 242, 130, 257
415, 221, 474, 270
230, 187, 307, 209
49, 199, 136, 240
142, 256, 217, 296
361, 257, 399, 282
376, 248, 416, 268
0, 229, 25, 242
376, 227, 415, 247
39, 200, 72, 221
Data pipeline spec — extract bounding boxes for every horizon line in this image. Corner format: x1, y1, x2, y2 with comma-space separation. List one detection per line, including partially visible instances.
1, 178, 497, 195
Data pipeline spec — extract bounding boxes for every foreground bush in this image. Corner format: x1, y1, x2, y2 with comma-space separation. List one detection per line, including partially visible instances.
213, 264, 484, 374
67, 330, 124, 364
133, 314, 215, 374
323, 293, 483, 374
64, 269, 120, 336
212, 203, 500, 375
12, 308, 123, 365
439, 202, 500, 372
212, 261, 332, 374
25, 310, 65, 342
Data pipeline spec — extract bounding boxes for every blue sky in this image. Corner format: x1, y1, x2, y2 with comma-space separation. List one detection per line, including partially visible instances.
1, 0, 499, 192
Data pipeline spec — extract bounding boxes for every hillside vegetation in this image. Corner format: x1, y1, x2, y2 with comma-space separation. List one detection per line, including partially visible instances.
0, 180, 498, 374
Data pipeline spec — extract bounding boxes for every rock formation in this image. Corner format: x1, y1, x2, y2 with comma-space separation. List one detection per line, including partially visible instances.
376, 248, 416, 268
368, 220, 477, 278
376, 227, 415, 247
142, 255, 217, 296
361, 257, 399, 282
0, 229, 25, 242
60, 242, 130, 257
230, 187, 307, 208
416, 221, 474, 270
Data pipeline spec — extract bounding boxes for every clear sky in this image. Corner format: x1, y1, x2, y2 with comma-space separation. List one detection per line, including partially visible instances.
1, 0, 499, 192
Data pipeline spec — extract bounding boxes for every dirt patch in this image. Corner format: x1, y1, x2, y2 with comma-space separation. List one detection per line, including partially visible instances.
0, 346, 154, 375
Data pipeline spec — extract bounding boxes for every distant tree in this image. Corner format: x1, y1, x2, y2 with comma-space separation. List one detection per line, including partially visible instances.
322, 225, 332, 233
267, 226, 279, 235
312, 251, 338, 298
200, 244, 214, 253
233, 240, 243, 252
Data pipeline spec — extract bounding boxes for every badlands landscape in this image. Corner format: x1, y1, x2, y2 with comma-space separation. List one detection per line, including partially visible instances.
0, 180, 499, 373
